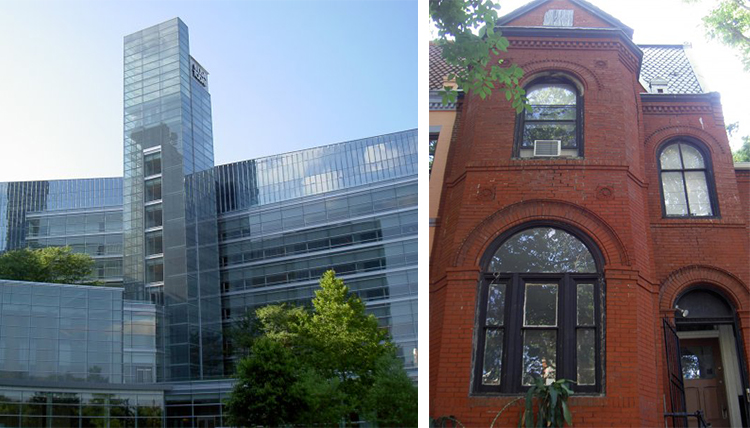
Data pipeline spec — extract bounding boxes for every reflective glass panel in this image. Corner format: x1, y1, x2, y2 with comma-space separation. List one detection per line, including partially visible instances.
489, 227, 596, 273
486, 283, 506, 326
526, 84, 576, 105
662, 172, 688, 215
679, 144, 704, 169
522, 123, 576, 148
524, 284, 558, 326
685, 171, 712, 216
660, 144, 682, 169
681, 345, 716, 379
145, 205, 162, 229
144, 179, 161, 202
576, 284, 594, 326
522, 330, 557, 385
144, 151, 162, 177
145, 231, 163, 256
576, 329, 596, 385
482, 329, 503, 386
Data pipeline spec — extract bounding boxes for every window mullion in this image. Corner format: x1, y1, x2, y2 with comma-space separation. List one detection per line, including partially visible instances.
562, 274, 574, 382
681, 170, 691, 216
677, 145, 692, 216
505, 274, 522, 392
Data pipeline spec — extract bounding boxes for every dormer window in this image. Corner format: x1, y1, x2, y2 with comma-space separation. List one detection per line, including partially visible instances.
649, 77, 669, 94
515, 76, 583, 158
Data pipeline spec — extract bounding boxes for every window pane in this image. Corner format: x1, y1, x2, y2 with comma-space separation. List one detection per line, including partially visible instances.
662, 172, 688, 215
577, 284, 595, 326
146, 260, 163, 283
526, 84, 576, 105
145, 205, 163, 229
681, 345, 715, 380
145, 231, 163, 256
489, 227, 596, 273
482, 329, 503, 386
524, 284, 558, 326
144, 151, 162, 177
679, 144, 704, 169
145, 179, 162, 202
522, 122, 576, 148
660, 144, 682, 169
525, 105, 576, 121
577, 328, 596, 385
522, 330, 557, 385
486, 283, 506, 326
685, 171, 712, 216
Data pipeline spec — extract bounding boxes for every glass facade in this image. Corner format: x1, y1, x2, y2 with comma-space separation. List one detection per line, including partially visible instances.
0, 387, 164, 428
0, 281, 123, 383
0, 17, 417, 427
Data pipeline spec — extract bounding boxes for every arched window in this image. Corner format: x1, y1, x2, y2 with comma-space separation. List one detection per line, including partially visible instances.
658, 140, 718, 217
475, 225, 603, 393
515, 76, 583, 158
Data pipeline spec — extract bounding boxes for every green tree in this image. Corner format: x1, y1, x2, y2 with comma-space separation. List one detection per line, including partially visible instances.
733, 135, 750, 161
225, 270, 417, 427
430, 0, 528, 111
0, 246, 95, 284
691, 0, 750, 71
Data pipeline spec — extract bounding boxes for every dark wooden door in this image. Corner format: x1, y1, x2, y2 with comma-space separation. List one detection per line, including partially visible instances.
681, 338, 730, 428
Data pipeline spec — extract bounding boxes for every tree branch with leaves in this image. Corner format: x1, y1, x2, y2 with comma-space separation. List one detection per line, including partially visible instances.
430, 0, 529, 112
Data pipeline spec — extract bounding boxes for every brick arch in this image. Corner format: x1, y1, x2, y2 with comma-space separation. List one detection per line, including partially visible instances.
659, 264, 749, 313
518, 59, 603, 91
454, 199, 630, 268
645, 125, 727, 156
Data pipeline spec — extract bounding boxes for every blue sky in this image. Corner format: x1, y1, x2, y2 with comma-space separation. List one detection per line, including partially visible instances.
0, 0, 417, 181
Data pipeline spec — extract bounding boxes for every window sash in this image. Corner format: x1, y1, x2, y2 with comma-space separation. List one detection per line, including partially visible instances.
659, 142, 716, 218
515, 79, 583, 155
475, 273, 601, 393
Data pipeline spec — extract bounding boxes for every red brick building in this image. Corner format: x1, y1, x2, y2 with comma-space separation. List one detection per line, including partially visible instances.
429, 0, 750, 426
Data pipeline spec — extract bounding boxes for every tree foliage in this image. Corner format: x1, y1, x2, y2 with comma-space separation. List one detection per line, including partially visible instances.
0, 246, 95, 284
695, 0, 750, 71
733, 135, 750, 161
225, 270, 417, 427
430, 0, 529, 111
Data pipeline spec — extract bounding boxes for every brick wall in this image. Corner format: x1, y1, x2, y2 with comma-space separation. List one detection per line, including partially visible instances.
429, 3, 749, 426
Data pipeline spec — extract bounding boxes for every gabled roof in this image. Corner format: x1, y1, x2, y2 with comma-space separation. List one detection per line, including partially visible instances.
639, 45, 703, 94
495, 0, 634, 38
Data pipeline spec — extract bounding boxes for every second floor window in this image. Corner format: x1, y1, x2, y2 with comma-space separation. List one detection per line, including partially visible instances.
515, 76, 582, 158
658, 141, 717, 217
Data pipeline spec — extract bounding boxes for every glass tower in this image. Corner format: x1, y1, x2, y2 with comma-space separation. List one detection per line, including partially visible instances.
123, 18, 221, 381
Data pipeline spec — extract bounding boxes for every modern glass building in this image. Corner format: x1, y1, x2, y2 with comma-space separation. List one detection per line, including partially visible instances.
0, 18, 417, 427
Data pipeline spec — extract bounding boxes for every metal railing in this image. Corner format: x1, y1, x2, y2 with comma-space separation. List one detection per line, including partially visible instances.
663, 410, 709, 428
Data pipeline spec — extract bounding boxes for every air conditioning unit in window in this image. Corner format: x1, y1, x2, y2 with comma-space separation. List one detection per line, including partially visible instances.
533, 140, 562, 157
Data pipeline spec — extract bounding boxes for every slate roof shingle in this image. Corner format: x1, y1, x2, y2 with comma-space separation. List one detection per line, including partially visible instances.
429, 43, 461, 90
429, 44, 703, 95
639, 45, 703, 94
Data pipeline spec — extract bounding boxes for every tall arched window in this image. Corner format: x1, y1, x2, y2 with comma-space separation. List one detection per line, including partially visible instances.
658, 140, 718, 217
515, 75, 583, 158
475, 224, 603, 393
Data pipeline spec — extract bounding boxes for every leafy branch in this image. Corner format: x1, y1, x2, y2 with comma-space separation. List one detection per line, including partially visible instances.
430, 0, 530, 112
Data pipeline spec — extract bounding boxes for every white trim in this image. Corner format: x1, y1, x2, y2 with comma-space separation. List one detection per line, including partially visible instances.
142, 146, 161, 155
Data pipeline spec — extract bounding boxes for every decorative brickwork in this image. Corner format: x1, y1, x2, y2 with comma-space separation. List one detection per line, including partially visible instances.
430, 1, 750, 426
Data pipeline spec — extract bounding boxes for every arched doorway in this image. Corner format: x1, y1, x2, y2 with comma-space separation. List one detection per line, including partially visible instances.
673, 288, 749, 427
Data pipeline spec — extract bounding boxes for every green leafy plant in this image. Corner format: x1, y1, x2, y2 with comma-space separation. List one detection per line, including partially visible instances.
519, 378, 574, 428
429, 0, 530, 112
